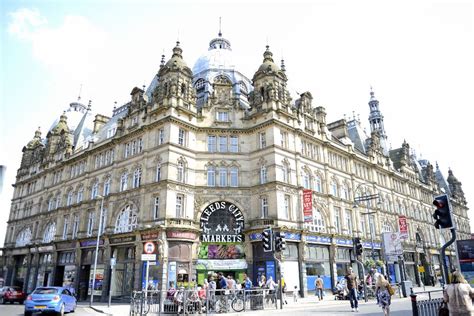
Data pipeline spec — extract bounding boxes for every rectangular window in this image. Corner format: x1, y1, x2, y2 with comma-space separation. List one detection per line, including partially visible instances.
334, 207, 341, 234
125, 143, 130, 158
283, 195, 290, 220
207, 167, 216, 187
120, 173, 128, 191
158, 128, 165, 145
62, 217, 69, 240
77, 189, 83, 203
208, 135, 216, 152
261, 197, 268, 218
217, 111, 229, 122
229, 136, 238, 152
218, 136, 228, 152
369, 215, 376, 236
260, 166, 267, 184
259, 132, 266, 149
176, 194, 184, 218
103, 179, 111, 196
280, 130, 288, 148
153, 197, 160, 220
178, 128, 186, 146
360, 216, 366, 237
155, 164, 161, 181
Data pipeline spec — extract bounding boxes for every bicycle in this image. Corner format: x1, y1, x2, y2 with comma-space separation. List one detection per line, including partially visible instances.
230, 289, 251, 312
130, 291, 150, 316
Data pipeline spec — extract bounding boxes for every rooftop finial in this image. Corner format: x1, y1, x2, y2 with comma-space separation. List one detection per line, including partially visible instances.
142, 84, 146, 91
370, 86, 376, 100
114, 101, 117, 110
281, 58, 286, 72
77, 84, 83, 101
88, 100, 92, 110
160, 52, 165, 67
218, 17, 222, 37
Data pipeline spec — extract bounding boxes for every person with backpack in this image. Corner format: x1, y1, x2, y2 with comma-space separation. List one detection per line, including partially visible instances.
315, 275, 324, 301
375, 274, 393, 316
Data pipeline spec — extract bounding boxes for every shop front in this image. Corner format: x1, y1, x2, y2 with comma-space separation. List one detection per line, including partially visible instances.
404, 251, 417, 284
280, 234, 301, 293
197, 201, 246, 285
54, 242, 77, 291
11, 252, 28, 289
109, 236, 136, 299
78, 239, 105, 301
304, 235, 331, 292
165, 231, 197, 288
36, 246, 55, 289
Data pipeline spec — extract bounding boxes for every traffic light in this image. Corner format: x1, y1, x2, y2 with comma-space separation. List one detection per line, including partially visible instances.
262, 228, 273, 252
433, 194, 453, 229
354, 237, 363, 256
275, 232, 286, 252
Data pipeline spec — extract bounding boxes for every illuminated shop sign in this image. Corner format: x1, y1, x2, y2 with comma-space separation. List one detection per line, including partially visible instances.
200, 201, 244, 243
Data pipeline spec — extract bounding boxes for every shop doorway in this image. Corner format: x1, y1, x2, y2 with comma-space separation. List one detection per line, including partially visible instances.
79, 265, 91, 301
54, 266, 65, 286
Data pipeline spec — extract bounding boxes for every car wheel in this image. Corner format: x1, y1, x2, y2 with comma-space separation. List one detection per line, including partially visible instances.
0, 296, 4, 304
57, 303, 65, 316
24, 312, 33, 316
20, 300, 25, 304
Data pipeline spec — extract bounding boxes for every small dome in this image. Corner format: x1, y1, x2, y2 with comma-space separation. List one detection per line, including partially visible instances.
257, 46, 280, 73
26, 127, 43, 149
163, 42, 190, 71
193, 33, 235, 75
51, 111, 69, 134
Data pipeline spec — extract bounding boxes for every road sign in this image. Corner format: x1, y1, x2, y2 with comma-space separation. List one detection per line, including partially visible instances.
141, 254, 156, 261
143, 242, 156, 254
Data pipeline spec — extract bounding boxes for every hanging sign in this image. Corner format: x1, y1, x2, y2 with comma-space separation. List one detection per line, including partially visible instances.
200, 201, 244, 243
398, 216, 408, 239
303, 189, 313, 222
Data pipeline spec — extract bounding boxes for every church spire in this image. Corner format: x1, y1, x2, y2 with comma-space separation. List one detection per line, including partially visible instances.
368, 87, 388, 154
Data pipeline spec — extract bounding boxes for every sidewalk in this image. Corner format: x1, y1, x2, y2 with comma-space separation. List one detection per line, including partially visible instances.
79, 285, 443, 316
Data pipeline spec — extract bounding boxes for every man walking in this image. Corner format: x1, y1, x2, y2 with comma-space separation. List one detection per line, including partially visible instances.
345, 267, 359, 312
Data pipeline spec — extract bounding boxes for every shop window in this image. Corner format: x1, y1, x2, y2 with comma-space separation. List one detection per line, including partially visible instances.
16, 227, 32, 247
282, 243, 298, 259
114, 205, 138, 233
42, 222, 56, 243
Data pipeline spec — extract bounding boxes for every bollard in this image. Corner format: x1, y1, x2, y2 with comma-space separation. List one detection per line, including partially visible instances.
410, 291, 418, 316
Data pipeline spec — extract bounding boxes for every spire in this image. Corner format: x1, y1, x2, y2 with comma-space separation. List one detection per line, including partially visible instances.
368, 87, 388, 155
263, 45, 274, 63
160, 54, 166, 68
218, 17, 222, 37
77, 84, 83, 101
35, 126, 41, 138
172, 41, 183, 58
281, 58, 286, 72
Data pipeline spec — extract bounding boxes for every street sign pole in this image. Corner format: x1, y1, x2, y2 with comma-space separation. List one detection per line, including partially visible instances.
145, 260, 150, 297
108, 257, 116, 307
440, 228, 457, 286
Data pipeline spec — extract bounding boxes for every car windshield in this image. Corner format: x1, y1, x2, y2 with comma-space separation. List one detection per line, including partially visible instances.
33, 288, 59, 294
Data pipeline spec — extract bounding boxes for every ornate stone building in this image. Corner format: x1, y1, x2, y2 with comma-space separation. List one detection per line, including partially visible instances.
1, 31, 471, 300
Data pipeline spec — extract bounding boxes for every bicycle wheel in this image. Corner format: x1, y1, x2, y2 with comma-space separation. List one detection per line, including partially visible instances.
231, 296, 244, 312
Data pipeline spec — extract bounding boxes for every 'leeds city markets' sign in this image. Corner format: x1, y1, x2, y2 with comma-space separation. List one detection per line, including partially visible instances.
200, 201, 244, 243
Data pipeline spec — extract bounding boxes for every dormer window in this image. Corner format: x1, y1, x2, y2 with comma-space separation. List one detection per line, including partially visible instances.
131, 116, 138, 126
216, 111, 229, 122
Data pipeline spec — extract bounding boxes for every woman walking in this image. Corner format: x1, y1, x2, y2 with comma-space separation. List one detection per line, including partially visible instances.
443, 271, 474, 316
375, 274, 392, 316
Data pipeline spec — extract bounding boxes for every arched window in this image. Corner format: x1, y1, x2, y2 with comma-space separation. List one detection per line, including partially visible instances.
303, 171, 311, 189
77, 186, 84, 203
120, 172, 128, 191
282, 162, 290, 184
207, 165, 216, 187
103, 176, 111, 196
194, 79, 205, 93
91, 181, 99, 199
330, 179, 338, 196
305, 209, 326, 233
114, 205, 138, 233
66, 190, 74, 206
43, 222, 56, 243
16, 227, 32, 247
341, 183, 349, 200
260, 165, 267, 184
230, 167, 239, 187
218, 167, 227, 187
239, 82, 248, 95
177, 161, 185, 183
133, 168, 142, 188
314, 175, 322, 193
155, 163, 162, 181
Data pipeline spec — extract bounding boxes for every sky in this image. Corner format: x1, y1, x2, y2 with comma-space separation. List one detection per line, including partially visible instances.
1, 0, 473, 246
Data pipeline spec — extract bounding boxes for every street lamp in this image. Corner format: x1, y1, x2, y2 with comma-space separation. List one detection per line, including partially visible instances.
353, 193, 381, 262
90, 195, 105, 307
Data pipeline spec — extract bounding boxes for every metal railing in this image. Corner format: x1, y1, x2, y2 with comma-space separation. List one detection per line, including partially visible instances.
130, 288, 282, 315
410, 289, 444, 316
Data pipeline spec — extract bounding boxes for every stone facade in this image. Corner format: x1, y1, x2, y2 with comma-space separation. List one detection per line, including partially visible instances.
1, 33, 471, 300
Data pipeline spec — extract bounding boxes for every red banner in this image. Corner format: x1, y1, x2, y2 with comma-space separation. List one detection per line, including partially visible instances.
398, 215, 408, 239
303, 189, 313, 222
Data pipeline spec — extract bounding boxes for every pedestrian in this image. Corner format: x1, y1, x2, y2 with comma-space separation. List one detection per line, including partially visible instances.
443, 270, 474, 316
265, 276, 277, 303
293, 286, 299, 302
315, 275, 324, 301
375, 274, 392, 316
281, 276, 288, 304
259, 274, 266, 288
344, 267, 359, 312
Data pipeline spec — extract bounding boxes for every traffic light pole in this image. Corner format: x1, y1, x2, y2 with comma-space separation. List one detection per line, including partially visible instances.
354, 257, 368, 302
440, 228, 456, 286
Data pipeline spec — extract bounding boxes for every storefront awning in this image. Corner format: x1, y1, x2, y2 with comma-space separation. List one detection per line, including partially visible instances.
196, 259, 247, 271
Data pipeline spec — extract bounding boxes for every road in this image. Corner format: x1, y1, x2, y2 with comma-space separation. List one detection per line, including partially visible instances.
0, 303, 100, 315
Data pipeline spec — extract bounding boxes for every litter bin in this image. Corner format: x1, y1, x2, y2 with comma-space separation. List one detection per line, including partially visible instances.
250, 290, 264, 310
401, 280, 413, 298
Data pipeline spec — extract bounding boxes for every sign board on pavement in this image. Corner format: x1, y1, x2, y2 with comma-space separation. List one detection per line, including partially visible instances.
141, 254, 157, 261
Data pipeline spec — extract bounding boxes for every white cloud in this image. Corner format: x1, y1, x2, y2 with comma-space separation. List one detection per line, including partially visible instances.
7, 8, 47, 41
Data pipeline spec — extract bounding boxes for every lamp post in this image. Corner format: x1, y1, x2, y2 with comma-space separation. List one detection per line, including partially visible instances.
90, 195, 105, 307
353, 193, 380, 262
